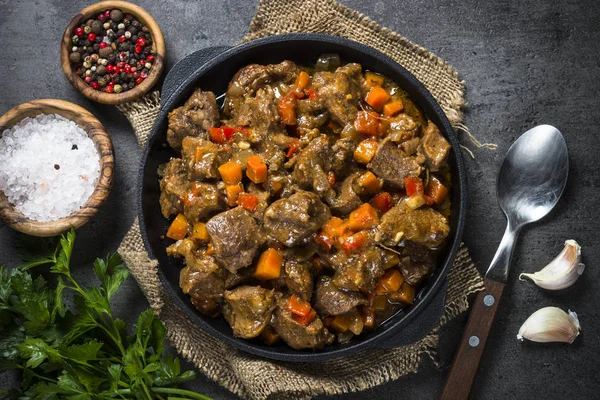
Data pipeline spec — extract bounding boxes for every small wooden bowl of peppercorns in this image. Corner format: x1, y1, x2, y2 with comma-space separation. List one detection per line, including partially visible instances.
60, 1, 166, 104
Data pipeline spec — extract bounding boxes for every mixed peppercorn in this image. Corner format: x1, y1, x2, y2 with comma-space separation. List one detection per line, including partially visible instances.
69, 9, 155, 94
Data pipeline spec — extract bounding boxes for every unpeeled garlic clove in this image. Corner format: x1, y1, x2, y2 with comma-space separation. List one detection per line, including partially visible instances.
517, 307, 580, 344
519, 239, 584, 290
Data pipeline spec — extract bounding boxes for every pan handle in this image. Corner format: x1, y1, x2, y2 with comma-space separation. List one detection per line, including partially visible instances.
375, 281, 447, 348
161, 46, 232, 106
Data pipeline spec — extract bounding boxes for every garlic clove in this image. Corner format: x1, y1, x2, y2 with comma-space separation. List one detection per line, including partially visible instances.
519, 239, 584, 290
517, 307, 580, 344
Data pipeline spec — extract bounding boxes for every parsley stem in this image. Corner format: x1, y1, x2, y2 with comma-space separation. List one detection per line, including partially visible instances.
150, 388, 213, 400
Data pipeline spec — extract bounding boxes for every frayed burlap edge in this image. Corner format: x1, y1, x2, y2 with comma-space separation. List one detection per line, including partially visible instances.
117, 0, 486, 398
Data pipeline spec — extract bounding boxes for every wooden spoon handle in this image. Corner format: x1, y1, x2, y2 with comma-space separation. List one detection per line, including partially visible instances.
440, 278, 505, 400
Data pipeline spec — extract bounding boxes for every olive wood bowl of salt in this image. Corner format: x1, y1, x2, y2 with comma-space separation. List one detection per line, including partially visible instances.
0, 99, 113, 237
60, 0, 166, 105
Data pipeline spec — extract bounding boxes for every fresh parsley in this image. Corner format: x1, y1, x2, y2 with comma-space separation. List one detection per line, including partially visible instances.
0, 229, 210, 400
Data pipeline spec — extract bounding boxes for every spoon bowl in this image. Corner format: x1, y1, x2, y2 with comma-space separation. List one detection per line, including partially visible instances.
497, 124, 569, 227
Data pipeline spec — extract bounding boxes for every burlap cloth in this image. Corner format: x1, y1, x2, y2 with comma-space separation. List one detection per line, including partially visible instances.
117, 0, 485, 398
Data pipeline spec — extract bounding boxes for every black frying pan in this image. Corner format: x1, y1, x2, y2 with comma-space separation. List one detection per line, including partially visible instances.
138, 33, 467, 362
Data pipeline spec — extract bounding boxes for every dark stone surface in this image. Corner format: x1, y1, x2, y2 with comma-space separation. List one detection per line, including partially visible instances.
0, 0, 598, 398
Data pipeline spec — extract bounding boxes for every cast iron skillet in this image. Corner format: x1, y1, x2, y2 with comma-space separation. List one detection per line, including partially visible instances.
138, 33, 467, 362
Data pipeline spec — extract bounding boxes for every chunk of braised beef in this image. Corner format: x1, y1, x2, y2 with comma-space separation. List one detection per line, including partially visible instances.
296, 97, 329, 130
224, 267, 255, 289
330, 138, 358, 178
280, 259, 313, 301
329, 172, 363, 216
367, 139, 423, 189
419, 121, 451, 171
159, 158, 188, 218
205, 208, 266, 273
172, 239, 226, 317
313, 276, 368, 316
223, 286, 275, 339
292, 135, 335, 198
331, 246, 387, 292
311, 64, 363, 126
167, 89, 219, 150
272, 296, 334, 350
379, 202, 450, 249
232, 87, 282, 141
264, 190, 331, 247
181, 137, 225, 180
398, 241, 436, 285
182, 182, 224, 223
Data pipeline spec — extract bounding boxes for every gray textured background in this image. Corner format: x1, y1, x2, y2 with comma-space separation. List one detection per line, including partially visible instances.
1, 0, 599, 398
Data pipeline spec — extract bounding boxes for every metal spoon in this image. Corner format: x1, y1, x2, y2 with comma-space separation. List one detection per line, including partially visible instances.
441, 124, 569, 400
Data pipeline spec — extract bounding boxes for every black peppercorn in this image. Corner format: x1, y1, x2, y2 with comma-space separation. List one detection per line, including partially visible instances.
129, 26, 138, 35
91, 20, 103, 34
110, 9, 124, 22
69, 52, 81, 63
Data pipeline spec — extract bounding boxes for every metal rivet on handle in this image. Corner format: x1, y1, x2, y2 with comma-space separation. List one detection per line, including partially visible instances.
469, 336, 480, 347
484, 295, 495, 307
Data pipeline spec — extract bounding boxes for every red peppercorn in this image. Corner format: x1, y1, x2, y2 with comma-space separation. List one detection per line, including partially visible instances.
104, 9, 111, 18
114, 67, 121, 74
132, 72, 140, 79
134, 45, 142, 54
117, 61, 125, 69
124, 65, 131, 73
136, 76, 144, 84
119, 35, 126, 43
91, 82, 100, 89
74, 27, 84, 37
146, 55, 155, 62
136, 38, 146, 47
87, 33, 96, 42
105, 86, 114, 93
125, 13, 132, 19
107, 81, 115, 86
99, 42, 107, 49
131, 67, 137, 72
84, 76, 91, 83
98, 14, 106, 22
140, 72, 148, 79
105, 65, 113, 73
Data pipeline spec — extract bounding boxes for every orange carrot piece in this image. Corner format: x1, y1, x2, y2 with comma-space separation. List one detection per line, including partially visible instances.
383, 99, 404, 116
354, 111, 380, 136
254, 248, 283, 280
348, 203, 379, 231
246, 155, 268, 183
218, 161, 242, 185
295, 71, 311, 90
357, 171, 382, 194
354, 139, 379, 164
192, 222, 210, 242
364, 71, 384, 89
278, 95, 297, 125
237, 192, 259, 212
206, 242, 214, 255
287, 138, 300, 158
327, 171, 336, 187
225, 184, 243, 207
292, 308, 317, 326
166, 213, 188, 240
375, 269, 404, 293
287, 294, 313, 317
342, 231, 369, 253
365, 86, 391, 111
425, 176, 449, 205
391, 282, 416, 305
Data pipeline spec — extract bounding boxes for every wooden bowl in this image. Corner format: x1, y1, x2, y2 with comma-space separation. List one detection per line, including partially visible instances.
60, 1, 166, 105
0, 99, 114, 237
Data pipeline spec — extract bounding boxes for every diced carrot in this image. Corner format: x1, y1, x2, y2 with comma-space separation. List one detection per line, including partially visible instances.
292, 308, 316, 326
225, 184, 243, 207
237, 192, 259, 212
322, 217, 350, 238
364, 71, 385, 89
260, 326, 280, 345
209, 126, 249, 143
218, 161, 242, 185
329, 314, 351, 333
383, 99, 404, 116
371, 192, 393, 213
206, 242, 214, 255
348, 203, 379, 231
287, 138, 300, 158
287, 294, 313, 317
295, 71, 311, 90
390, 282, 416, 305
375, 269, 404, 293
342, 231, 369, 253
327, 171, 336, 187
192, 222, 210, 242
371, 294, 388, 311
425, 176, 449, 205
278, 94, 297, 125
166, 213, 188, 240
365, 86, 391, 111
254, 248, 283, 280
354, 111, 380, 136
357, 171, 382, 194
306, 88, 318, 100
246, 155, 268, 183
354, 139, 379, 164
404, 176, 424, 197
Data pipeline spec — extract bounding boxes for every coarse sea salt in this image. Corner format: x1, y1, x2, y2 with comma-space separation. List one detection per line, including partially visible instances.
0, 113, 100, 222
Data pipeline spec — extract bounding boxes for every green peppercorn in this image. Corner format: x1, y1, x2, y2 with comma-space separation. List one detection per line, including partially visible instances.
84, 25, 91, 34
113, 84, 123, 93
